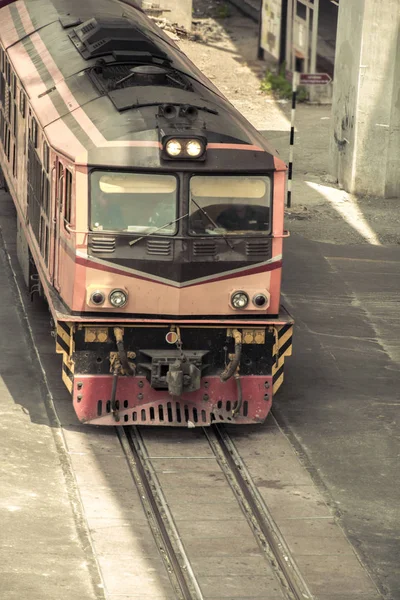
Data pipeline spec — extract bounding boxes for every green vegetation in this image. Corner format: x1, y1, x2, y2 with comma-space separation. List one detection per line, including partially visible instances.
214, 4, 231, 19
260, 66, 308, 102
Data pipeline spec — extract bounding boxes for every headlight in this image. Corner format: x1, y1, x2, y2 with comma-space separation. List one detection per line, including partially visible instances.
109, 289, 128, 308
90, 290, 105, 305
231, 291, 249, 309
186, 139, 203, 157
253, 293, 268, 308
162, 135, 207, 161
165, 139, 182, 157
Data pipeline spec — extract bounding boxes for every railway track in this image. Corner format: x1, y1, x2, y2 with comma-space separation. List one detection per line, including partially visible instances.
116, 425, 313, 600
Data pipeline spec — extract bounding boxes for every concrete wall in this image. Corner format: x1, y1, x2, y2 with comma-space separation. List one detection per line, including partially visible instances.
386, 23, 400, 198
330, 0, 400, 198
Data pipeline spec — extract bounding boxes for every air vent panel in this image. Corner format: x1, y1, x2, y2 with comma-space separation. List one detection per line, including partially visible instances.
245, 240, 271, 256
193, 241, 217, 256
146, 239, 172, 256
81, 22, 96, 35
90, 236, 116, 253
70, 17, 170, 61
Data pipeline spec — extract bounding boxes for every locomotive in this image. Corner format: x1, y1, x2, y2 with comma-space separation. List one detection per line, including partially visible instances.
0, 0, 293, 426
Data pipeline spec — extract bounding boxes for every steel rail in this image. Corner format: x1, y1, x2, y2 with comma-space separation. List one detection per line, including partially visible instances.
117, 426, 204, 600
205, 425, 314, 600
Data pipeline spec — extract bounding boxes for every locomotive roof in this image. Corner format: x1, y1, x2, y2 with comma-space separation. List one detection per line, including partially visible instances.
0, 0, 284, 170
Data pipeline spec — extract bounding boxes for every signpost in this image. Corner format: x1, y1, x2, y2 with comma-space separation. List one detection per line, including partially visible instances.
287, 71, 332, 207
287, 72, 299, 209
299, 73, 332, 85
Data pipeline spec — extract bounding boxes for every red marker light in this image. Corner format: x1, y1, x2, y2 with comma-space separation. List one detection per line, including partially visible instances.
165, 331, 178, 344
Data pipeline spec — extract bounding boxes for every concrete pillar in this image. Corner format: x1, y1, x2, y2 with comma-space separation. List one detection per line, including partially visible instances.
330, 0, 400, 198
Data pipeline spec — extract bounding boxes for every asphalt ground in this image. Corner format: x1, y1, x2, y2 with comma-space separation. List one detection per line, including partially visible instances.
278, 234, 400, 599
0, 192, 104, 600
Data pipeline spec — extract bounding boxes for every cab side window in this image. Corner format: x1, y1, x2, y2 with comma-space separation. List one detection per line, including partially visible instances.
64, 168, 72, 226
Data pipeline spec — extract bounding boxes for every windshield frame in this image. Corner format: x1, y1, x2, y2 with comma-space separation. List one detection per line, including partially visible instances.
89, 169, 180, 236
187, 173, 273, 237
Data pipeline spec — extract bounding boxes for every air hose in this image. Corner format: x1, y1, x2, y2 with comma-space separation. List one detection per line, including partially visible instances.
220, 329, 243, 418
110, 327, 134, 422
232, 374, 242, 418
110, 370, 120, 421
114, 327, 134, 376
220, 329, 242, 382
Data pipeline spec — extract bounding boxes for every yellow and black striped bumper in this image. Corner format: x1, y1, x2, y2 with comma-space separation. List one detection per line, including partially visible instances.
272, 323, 293, 394
56, 321, 75, 393
55, 321, 293, 398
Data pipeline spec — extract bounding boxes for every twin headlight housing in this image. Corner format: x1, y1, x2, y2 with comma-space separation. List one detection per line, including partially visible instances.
162, 135, 207, 160
89, 288, 128, 308
231, 290, 269, 310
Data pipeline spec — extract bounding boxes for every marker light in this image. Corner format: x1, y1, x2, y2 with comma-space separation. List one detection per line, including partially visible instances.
109, 289, 128, 308
253, 294, 268, 308
186, 139, 203, 157
90, 291, 105, 305
231, 291, 249, 309
165, 139, 182, 157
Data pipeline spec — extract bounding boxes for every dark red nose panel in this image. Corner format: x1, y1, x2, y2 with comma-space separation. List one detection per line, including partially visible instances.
72, 375, 273, 426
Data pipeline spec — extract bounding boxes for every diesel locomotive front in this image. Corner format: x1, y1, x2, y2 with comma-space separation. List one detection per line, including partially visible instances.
0, 0, 293, 426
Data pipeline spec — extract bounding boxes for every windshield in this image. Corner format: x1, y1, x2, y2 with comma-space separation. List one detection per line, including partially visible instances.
189, 175, 271, 235
90, 172, 178, 234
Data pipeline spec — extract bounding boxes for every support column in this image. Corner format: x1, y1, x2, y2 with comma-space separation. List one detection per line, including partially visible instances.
330, 0, 400, 198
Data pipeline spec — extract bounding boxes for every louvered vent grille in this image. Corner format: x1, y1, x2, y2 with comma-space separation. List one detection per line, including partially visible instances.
246, 240, 271, 256
97, 399, 248, 425
193, 241, 217, 256
92, 39, 108, 50
90, 236, 116, 253
146, 239, 171, 255
81, 22, 95, 34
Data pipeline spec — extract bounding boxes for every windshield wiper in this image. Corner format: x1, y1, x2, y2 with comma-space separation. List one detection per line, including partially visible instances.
191, 198, 234, 250
128, 213, 188, 246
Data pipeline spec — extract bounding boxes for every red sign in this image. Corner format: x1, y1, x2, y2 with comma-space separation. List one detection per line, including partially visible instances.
299, 73, 332, 85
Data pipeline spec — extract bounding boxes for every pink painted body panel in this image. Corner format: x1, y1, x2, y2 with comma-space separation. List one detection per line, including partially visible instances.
269, 168, 288, 313
0, 5, 22, 46
72, 258, 279, 316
